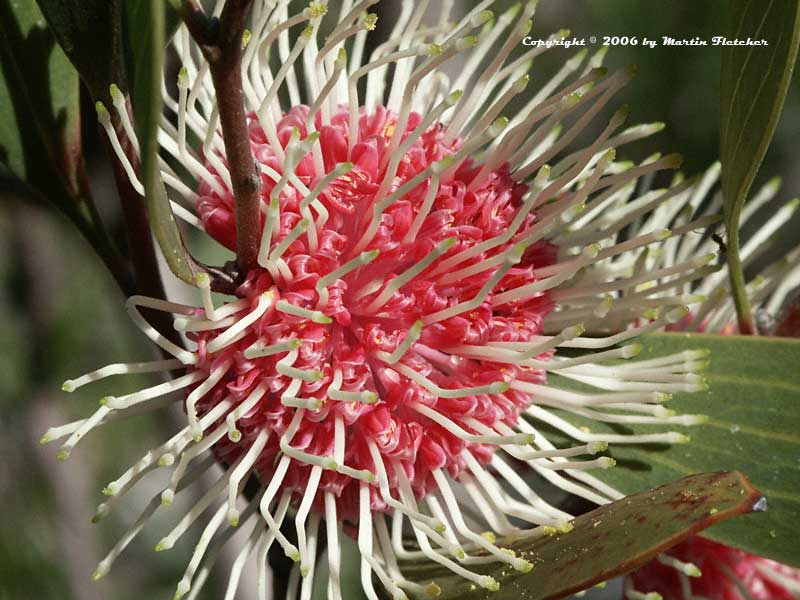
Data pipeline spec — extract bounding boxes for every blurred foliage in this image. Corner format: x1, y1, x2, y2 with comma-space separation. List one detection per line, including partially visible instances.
528, 0, 800, 271
0, 206, 193, 600
533, 0, 800, 182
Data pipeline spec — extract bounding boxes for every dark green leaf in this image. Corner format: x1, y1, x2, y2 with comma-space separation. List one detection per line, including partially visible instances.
34, 0, 125, 101
0, 0, 130, 293
124, 0, 197, 285
404, 471, 763, 600
545, 332, 800, 566
0, 0, 80, 196
719, 0, 800, 331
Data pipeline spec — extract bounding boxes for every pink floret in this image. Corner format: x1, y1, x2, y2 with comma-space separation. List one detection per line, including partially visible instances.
190, 105, 556, 518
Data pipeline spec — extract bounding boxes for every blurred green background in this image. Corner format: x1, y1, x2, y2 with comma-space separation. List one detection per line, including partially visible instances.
1, 1, 798, 599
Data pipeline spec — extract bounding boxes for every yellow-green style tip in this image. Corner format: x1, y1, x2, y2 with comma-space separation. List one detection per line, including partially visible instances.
228, 509, 240, 527
109, 83, 123, 103
491, 381, 510, 393
95, 101, 110, 121
173, 580, 190, 600
362, 13, 378, 31
481, 576, 500, 592
517, 559, 534, 573
588, 440, 608, 453
306, 2, 327, 18
686, 564, 702, 577
425, 582, 442, 597
92, 563, 109, 581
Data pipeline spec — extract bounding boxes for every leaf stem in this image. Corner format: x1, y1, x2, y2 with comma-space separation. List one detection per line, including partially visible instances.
725, 214, 756, 335
129, 2, 241, 295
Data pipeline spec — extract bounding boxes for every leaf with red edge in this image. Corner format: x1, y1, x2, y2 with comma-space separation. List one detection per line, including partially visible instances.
546, 332, 800, 567
402, 471, 763, 600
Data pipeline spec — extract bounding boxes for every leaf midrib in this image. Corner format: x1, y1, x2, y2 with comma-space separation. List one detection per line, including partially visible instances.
724, 0, 775, 182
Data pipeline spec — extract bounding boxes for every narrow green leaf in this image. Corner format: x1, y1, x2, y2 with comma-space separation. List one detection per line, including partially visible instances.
719, 0, 800, 331
545, 333, 800, 566
124, 0, 197, 285
0, 0, 130, 292
404, 471, 763, 600
0, 0, 80, 195
34, 0, 125, 101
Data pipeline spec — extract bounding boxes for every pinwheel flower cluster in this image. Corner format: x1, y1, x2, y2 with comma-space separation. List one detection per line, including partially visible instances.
41, 1, 728, 598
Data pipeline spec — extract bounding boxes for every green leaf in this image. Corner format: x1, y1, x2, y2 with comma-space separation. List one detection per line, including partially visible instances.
124, 0, 197, 285
0, 0, 130, 292
545, 332, 800, 566
403, 471, 763, 600
34, 0, 125, 101
719, 0, 800, 332
0, 0, 80, 196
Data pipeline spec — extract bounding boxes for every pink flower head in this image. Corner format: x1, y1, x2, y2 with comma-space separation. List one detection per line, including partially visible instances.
47, 2, 725, 599
629, 537, 800, 600
190, 102, 554, 521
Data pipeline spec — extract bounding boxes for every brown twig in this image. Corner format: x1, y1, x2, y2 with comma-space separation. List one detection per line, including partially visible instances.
175, 6, 295, 592
180, 0, 263, 274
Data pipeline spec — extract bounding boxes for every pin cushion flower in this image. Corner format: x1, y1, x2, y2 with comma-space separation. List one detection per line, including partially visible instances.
34, 2, 778, 599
